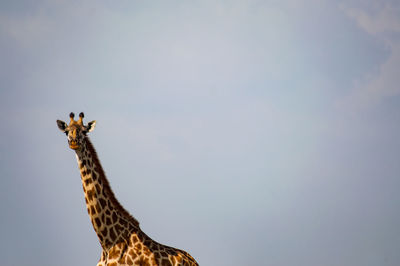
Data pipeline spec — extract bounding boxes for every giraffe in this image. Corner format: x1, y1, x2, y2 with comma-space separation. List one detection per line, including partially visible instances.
57, 112, 198, 266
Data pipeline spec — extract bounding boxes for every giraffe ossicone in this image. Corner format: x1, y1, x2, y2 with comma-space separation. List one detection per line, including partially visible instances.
57, 112, 198, 266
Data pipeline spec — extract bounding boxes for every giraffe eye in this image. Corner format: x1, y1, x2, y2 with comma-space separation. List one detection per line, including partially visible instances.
65, 131, 68, 136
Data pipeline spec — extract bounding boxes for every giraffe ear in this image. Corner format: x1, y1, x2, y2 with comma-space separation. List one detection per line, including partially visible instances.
57, 120, 68, 132
86, 120, 96, 132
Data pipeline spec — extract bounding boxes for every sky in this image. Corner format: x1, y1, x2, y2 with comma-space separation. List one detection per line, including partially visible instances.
0, 0, 400, 265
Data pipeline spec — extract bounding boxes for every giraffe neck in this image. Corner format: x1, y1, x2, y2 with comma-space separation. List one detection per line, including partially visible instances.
75, 137, 140, 250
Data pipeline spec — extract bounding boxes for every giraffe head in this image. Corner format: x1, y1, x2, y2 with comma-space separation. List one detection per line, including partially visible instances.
57, 112, 96, 150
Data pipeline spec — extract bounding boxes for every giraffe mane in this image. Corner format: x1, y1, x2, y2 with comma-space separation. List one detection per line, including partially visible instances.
84, 137, 140, 227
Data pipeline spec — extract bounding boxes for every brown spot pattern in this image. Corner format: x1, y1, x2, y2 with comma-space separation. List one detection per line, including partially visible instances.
74, 136, 197, 265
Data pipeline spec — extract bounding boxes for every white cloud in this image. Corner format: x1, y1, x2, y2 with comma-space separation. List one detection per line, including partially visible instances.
341, 3, 400, 109
0, 13, 52, 47
344, 4, 400, 35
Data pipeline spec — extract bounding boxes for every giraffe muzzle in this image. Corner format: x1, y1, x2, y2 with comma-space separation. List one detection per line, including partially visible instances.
69, 140, 79, 150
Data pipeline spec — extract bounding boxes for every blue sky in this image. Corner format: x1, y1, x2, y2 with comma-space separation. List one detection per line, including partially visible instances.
1, 1, 400, 265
